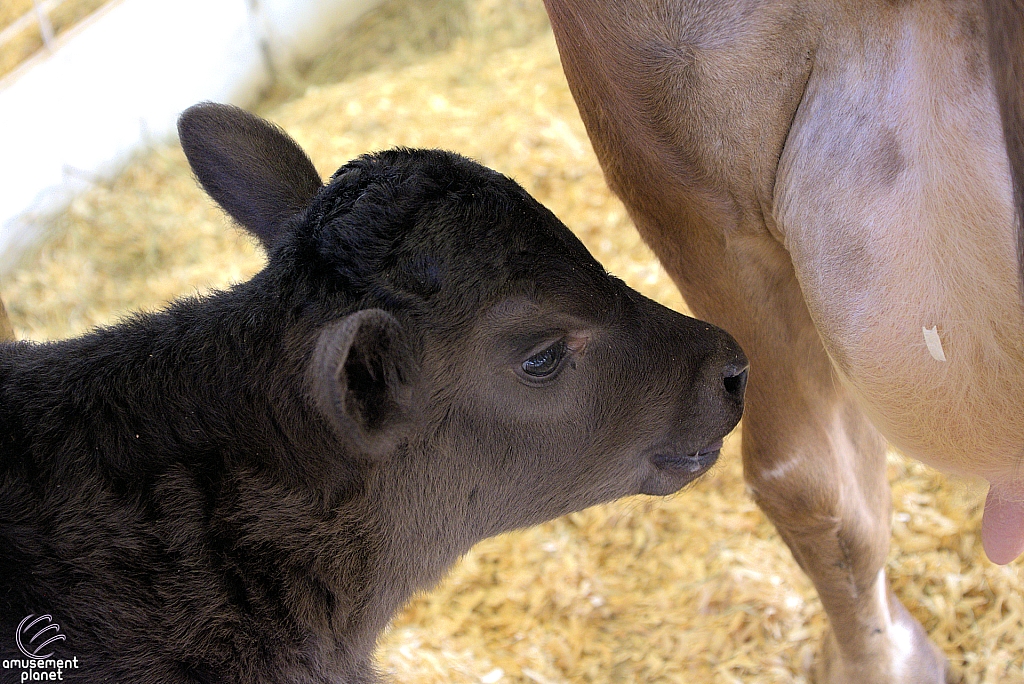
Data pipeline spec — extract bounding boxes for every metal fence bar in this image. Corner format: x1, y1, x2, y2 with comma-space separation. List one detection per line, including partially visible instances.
0, 0, 70, 53
32, 0, 57, 49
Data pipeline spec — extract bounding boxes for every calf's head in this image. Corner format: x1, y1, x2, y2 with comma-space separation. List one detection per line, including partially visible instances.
179, 103, 747, 547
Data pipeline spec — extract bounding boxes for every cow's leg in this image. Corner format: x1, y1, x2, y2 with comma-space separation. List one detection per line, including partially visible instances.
541, 0, 955, 677
0, 295, 13, 341
658, 235, 949, 684
741, 359, 947, 683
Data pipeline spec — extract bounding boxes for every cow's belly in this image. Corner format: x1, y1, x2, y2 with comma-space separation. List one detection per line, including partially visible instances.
774, 2, 1024, 489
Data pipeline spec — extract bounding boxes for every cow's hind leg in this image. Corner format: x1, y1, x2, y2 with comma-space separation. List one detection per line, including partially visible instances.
540, 1, 952, 674
676, 243, 950, 683
742, 387, 948, 683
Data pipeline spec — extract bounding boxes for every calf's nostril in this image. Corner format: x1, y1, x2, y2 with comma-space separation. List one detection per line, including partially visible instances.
722, 361, 749, 399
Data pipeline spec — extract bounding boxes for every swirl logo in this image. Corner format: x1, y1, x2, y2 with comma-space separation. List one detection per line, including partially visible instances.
15, 615, 66, 659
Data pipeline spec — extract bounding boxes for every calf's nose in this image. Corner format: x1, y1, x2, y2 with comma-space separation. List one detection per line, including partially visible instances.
722, 358, 749, 401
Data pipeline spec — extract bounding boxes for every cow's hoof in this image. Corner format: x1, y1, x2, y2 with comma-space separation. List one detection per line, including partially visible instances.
813, 602, 954, 684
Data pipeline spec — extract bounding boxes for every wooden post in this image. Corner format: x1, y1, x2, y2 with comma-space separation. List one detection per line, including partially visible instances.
0, 296, 15, 341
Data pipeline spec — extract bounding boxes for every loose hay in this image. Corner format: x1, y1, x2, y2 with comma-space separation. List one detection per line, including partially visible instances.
2, 1, 1022, 682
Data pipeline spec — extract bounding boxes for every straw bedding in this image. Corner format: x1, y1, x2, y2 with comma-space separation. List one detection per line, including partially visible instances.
2, 1, 1022, 681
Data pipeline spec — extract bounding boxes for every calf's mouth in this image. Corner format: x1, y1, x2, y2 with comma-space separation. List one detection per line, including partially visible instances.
650, 438, 723, 476
638, 437, 727, 496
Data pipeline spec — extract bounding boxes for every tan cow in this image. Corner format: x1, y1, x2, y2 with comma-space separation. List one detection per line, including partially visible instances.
543, 0, 1023, 682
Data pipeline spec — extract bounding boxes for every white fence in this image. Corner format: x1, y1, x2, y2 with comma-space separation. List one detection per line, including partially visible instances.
0, 1, 59, 55
0, 0, 382, 274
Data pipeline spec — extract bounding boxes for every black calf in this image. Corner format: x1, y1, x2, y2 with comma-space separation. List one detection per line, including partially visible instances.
0, 103, 745, 683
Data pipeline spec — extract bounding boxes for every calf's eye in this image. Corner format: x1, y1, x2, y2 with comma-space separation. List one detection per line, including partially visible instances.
522, 340, 567, 378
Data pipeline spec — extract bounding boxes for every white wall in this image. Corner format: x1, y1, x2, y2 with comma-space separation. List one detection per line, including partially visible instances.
0, 0, 382, 274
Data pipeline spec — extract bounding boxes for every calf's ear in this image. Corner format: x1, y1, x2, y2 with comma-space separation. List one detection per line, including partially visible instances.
310, 309, 419, 457
177, 102, 323, 249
